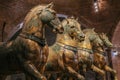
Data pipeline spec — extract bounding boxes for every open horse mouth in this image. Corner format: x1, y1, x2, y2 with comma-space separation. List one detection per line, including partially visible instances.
79, 35, 85, 42
80, 37, 85, 42
52, 25, 63, 33
48, 18, 64, 33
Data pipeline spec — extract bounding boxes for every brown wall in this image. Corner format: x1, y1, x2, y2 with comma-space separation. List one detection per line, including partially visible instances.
0, 0, 120, 41
112, 20, 120, 80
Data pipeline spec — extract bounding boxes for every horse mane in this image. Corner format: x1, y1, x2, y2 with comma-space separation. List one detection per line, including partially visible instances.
83, 28, 96, 34
63, 17, 81, 30
23, 4, 46, 27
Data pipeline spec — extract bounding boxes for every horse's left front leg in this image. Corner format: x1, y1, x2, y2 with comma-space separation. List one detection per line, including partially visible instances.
104, 65, 118, 80
17, 54, 47, 80
65, 65, 85, 80
91, 64, 105, 76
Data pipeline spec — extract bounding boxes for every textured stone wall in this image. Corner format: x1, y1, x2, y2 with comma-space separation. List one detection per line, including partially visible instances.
0, 0, 120, 41
112, 20, 120, 80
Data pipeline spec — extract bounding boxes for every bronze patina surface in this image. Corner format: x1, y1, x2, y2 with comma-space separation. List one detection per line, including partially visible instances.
0, 3, 63, 80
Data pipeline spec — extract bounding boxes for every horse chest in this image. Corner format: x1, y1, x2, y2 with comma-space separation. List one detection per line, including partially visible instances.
27, 43, 46, 65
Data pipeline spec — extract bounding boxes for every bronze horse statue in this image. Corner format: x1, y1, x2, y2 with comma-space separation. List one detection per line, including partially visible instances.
79, 29, 117, 80
25, 17, 85, 80
52, 28, 105, 80
37, 17, 85, 80
44, 17, 85, 80
93, 33, 117, 80
0, 3, 63, 80
76, 29, 106, 77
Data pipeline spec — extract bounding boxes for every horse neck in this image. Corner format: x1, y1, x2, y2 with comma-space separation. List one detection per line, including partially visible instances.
35, 26, 45, 39
56, 33, 78, 47
22, 17, 45, 39
91, 37, 104, 54
77, 35, 92, 50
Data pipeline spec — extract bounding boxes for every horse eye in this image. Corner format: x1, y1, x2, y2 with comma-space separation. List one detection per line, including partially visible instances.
70, 26, 75, 28
52, 12, 56, 16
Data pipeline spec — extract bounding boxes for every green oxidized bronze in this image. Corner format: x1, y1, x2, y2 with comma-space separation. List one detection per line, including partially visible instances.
45, 17, 85, 80
0, 2, 63, 80
93, 33, 117, 80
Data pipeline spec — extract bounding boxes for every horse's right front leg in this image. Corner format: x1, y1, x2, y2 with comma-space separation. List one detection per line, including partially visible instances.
91, 64, 105, 76
23, 62, 47, 80
104, 65, 118, 80
65, 65, 85, 80
18, 55, 46, 80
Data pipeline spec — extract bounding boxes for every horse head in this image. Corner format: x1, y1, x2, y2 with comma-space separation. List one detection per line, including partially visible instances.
84, 28, 103, 48
99, 33, 113, 48
61, 17, 85, 41
82, 28, 106, 55
23, 2, 63, 35
38, 2, 63, 33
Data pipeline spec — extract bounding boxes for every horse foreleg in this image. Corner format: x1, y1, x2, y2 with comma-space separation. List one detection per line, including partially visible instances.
91, 64, 105, 76
104, 65, 118, 80
18, 54, 46, 80
23, 62, 47, 80
65, 66, 85, 80
56, 76, 61, 80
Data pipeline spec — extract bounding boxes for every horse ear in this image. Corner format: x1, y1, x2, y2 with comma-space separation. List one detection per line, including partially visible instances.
46, 2, 54, 9
99, 33, 102, 37
65, 19, 69, 24
100, 32, 103, 35
104, 33, 107, 36
76, 17, 78, 21
92, 28, 95, 31
37, 10, 42, 15
70, 16, 75, 19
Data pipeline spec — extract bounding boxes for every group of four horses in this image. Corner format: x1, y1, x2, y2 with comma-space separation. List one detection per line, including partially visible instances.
0, 2, 117, 80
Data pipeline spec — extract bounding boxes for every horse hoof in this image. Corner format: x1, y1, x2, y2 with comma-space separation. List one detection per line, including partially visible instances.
78, 76, 85, 80
100, 71, 105, 76
41, 76, 47, 80
114, 77, 118, 80
113, 70, 117, 74
81, 77, 85, 80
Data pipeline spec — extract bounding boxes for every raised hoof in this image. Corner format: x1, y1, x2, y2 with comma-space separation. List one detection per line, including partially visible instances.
100, 70, 105, 76
78, 76, 85, 80
114, 76, 118, 80
113, 70, 118, 80
113, 70, 117, 74
114, 77, 118, 80
40, 76, 47, 80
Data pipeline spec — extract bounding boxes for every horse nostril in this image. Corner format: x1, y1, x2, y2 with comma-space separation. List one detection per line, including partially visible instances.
80, 34, 85, 38
83, 35, 85, 38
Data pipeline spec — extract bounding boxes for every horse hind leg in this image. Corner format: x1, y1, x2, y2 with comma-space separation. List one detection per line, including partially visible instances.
104, 65, 118, 80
